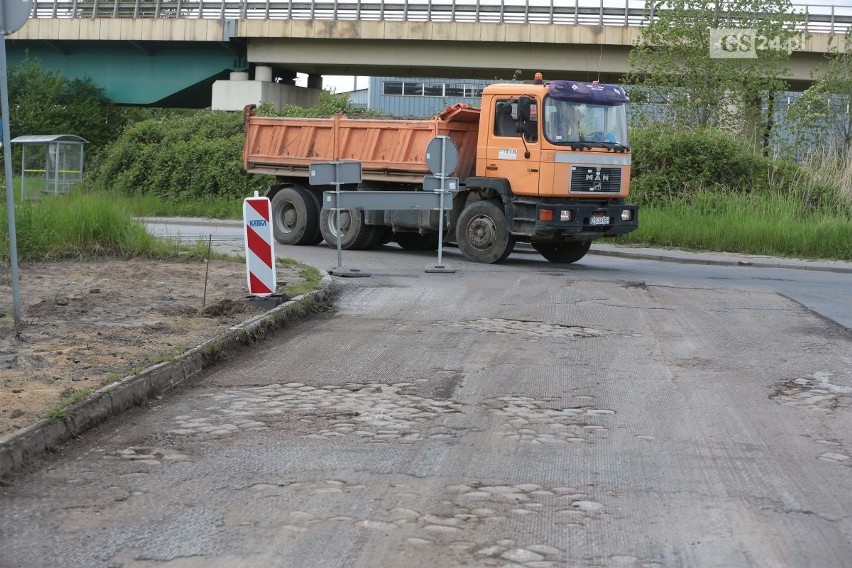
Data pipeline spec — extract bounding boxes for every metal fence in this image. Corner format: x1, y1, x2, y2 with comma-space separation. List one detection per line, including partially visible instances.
28, 0, 852, 33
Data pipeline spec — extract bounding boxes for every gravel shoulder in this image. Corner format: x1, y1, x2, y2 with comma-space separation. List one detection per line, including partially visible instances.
0, 258, 305, 435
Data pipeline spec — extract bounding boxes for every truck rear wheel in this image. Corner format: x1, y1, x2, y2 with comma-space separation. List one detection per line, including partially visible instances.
320, 207, 378, 250
532, 240, 591, 264
270, 187, 321, 246
456, 200, 515, 264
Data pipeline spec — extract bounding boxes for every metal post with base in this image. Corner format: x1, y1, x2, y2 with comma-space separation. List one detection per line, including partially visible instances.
310, 161, 370, 278
424, 136, 459, 274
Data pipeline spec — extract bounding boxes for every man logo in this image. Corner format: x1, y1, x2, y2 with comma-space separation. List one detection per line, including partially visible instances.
584, 168, 609, 183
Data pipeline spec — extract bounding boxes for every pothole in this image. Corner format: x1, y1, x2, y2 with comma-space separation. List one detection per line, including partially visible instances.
771, 372, 852, 410
443, 318, 611, 339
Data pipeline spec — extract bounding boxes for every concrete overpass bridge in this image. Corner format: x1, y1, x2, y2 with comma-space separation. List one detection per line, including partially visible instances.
8, 0, 852, 107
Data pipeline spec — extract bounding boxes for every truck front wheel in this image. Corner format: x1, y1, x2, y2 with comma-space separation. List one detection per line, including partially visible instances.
319, 207, 379, 250
456, 201, 515, 264
270, 187, 322, 246
532, 240, 591, 264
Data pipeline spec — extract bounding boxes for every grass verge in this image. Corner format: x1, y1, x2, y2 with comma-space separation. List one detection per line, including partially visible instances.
117, 193, 243, 220
279, 258, 323, 297
616, 191, 852, 261
1, 191, 192, 261
43, 388, 93, 420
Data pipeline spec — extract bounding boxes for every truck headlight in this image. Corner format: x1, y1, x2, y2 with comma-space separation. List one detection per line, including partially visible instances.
560, 210, 574, 222
621, 209, 633, 221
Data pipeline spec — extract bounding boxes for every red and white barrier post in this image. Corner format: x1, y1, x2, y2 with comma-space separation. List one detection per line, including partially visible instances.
243, 192, 276, 296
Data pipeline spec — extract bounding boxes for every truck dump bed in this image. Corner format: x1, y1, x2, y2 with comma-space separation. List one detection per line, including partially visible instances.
243, 104, 480, 183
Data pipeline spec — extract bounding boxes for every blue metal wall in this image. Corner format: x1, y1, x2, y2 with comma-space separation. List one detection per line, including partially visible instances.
367, 76, 496, 116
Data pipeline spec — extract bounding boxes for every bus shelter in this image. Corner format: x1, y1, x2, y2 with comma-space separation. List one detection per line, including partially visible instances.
10, 135, 88, 200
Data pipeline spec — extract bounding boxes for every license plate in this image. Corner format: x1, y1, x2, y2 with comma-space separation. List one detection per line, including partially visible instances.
590, 214, 610, 226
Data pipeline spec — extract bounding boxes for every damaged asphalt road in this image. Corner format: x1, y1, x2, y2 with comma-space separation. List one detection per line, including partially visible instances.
2, 237, 852, 567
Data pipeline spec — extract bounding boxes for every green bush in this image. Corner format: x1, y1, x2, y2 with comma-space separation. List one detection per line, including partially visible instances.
630, 125, 849, 215
277, 90, 373, 118
84, 93, 376, 217
631, 125, 761, 200
86, 110, 270, 206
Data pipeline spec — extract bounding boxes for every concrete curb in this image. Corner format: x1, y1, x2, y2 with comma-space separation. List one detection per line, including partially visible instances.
588, 247, 852, 274
512, 242, 852, 274
0, 272, 335, 481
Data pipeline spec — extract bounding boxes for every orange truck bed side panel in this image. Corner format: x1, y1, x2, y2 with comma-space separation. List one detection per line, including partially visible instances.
244, 105, 480, 182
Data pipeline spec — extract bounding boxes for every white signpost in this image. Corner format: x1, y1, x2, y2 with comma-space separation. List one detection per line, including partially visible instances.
2, 0, 34, 336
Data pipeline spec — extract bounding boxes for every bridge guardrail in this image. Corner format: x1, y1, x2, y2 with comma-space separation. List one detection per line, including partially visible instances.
28, 0, 852, 34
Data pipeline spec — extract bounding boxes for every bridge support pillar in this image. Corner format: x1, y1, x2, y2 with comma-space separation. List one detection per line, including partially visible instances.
212, 68, 322, 112
255, 65, 273, 82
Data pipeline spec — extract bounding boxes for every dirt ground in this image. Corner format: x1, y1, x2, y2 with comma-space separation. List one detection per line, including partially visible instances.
0, 259, 305, 436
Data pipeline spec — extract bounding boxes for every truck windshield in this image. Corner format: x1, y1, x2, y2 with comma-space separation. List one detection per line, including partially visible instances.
543, 97, 629, 148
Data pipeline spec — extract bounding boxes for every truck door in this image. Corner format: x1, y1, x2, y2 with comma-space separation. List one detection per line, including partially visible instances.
484, 98, 541, 197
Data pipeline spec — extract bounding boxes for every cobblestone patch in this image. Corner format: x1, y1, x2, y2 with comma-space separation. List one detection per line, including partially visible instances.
771, 372, 852, 410
102, 446, 191, 466
490, 395, 614, 444
441, 318, 612, 339
167, 382, 462, 440
233, 479, 607, 565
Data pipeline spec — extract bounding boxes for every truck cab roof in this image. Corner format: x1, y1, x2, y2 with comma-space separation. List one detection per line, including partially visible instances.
483, 80, 629, 106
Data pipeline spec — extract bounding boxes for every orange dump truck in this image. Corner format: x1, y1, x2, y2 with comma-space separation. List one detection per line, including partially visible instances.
243, 74, 638, 264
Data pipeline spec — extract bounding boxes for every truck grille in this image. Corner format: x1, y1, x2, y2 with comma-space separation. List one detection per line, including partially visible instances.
570, 166, 622, 193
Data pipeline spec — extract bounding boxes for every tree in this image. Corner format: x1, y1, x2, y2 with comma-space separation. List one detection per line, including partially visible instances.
783, 27, 852, 161
6, 56, 127, 152
625, 0, 803, 147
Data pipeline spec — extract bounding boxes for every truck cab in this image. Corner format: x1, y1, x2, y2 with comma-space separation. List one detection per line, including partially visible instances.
458, 76, 637, 263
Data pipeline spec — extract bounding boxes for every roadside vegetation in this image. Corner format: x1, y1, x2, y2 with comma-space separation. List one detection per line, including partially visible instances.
0, 191, 195, 261
85, 110, 270, 204
619, 125, 852, 260
43, 388, 93, 420
2, 31, 850, 263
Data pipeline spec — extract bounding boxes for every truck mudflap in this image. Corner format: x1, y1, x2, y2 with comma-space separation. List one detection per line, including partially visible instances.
528, 201, 638, 240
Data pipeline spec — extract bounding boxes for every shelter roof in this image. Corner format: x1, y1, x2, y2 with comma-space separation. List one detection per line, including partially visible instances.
11, 135, 88, 144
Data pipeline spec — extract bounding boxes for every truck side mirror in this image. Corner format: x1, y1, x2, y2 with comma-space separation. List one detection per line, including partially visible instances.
517, 96, 532, 122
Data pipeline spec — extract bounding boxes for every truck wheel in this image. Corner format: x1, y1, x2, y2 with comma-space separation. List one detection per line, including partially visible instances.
319, 207, 377, 250
395, 232, 439, 251
456, 200, 515, 264
532, 240, 591, 264
270, 187, 321, 246
301, 189, 325, 245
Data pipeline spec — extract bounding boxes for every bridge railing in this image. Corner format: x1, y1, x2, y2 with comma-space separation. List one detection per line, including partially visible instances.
28, 0, 852, 34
